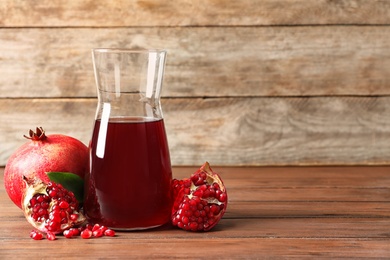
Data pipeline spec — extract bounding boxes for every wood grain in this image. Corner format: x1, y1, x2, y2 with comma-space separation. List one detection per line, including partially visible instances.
2, 97, 390, 166
1, 238, 389, 259
0, 0, 389, 27
0, 26, 388, 98
1, 0, 389, 166
1, 166, 390, 258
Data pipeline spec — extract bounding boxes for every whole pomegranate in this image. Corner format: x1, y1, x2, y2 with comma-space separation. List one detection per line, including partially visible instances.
171, 162, 228, 231
4, 127, 89, 208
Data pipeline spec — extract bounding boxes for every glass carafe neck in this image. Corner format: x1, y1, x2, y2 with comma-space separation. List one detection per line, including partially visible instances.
92, 49, 166, 120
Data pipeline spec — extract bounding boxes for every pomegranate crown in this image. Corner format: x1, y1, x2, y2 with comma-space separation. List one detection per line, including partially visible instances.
24, 127, 47, 141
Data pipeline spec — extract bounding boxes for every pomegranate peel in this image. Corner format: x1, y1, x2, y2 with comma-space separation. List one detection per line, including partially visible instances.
171, 162, 228, 232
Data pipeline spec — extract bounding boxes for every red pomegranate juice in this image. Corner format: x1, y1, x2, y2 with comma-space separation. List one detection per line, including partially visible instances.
84, 117, 172, 230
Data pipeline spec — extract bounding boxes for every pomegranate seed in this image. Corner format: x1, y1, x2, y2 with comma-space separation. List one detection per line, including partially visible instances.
59, 201, 69, 209
182, 216, 189, 225
63, 229, 73, 239
49, 212, 61, 223
48, 190, 57, 197
219, 193, 227, 202
85, 223, 93, 231
92, 229, 104, 238
32, 205, 39, 213
92, 224, 101, 232
182, 203, 190, 210
30, 197, 37, 206
70, 214, 78, 222
60, 210, 67, 218
46, 232, 56, 241
104, 229, 115, 237
190, 198, 198, 207
51, 204, 60, 211
78, 226, 85, 232
81, 229, 92, 239
99, 225, 108, 233
41, 201, 49, 209
172, 215, 180, 225
30, 230, 43, 240
210, 204, 220, 214
203, 189, 211, 198
37, 195, 44, 203
177, 222, 184, 229
70, 228, 80, 236
46, 221, 61, 232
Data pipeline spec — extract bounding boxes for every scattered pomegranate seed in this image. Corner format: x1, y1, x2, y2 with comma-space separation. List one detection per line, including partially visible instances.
69, 228, 80, 236
63, 229, 73, 239
92, 229, 104, 238
92, 223, 101, 232
30, 230, 43, 240
81, 229, 93, 239
99, 225, 108, 232
104, 229, 115, 237
28, 224, 116, 240
85, 223, 93, 231
46, 231, 56, 241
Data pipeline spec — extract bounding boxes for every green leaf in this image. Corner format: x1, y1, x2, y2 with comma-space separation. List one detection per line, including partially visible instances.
46, 172, 84, 204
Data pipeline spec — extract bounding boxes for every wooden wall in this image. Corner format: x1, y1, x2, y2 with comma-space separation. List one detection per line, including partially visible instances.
0, 0, 389, 166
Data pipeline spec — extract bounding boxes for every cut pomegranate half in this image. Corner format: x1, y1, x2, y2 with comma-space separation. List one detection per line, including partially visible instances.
171, 162, 228, 231
22, 177, 85, 234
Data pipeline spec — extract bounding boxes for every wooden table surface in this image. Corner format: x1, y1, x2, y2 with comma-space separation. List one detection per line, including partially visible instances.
1, 166, 390, 259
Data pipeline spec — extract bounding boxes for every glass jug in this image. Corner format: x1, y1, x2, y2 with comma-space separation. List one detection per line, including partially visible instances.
83, 49, 172, 230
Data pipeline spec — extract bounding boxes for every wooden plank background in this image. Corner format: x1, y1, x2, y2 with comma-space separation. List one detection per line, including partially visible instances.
0, 0, 389, 166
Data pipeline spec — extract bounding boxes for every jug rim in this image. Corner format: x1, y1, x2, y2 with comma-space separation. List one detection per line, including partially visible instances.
92, 48, 166, 54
